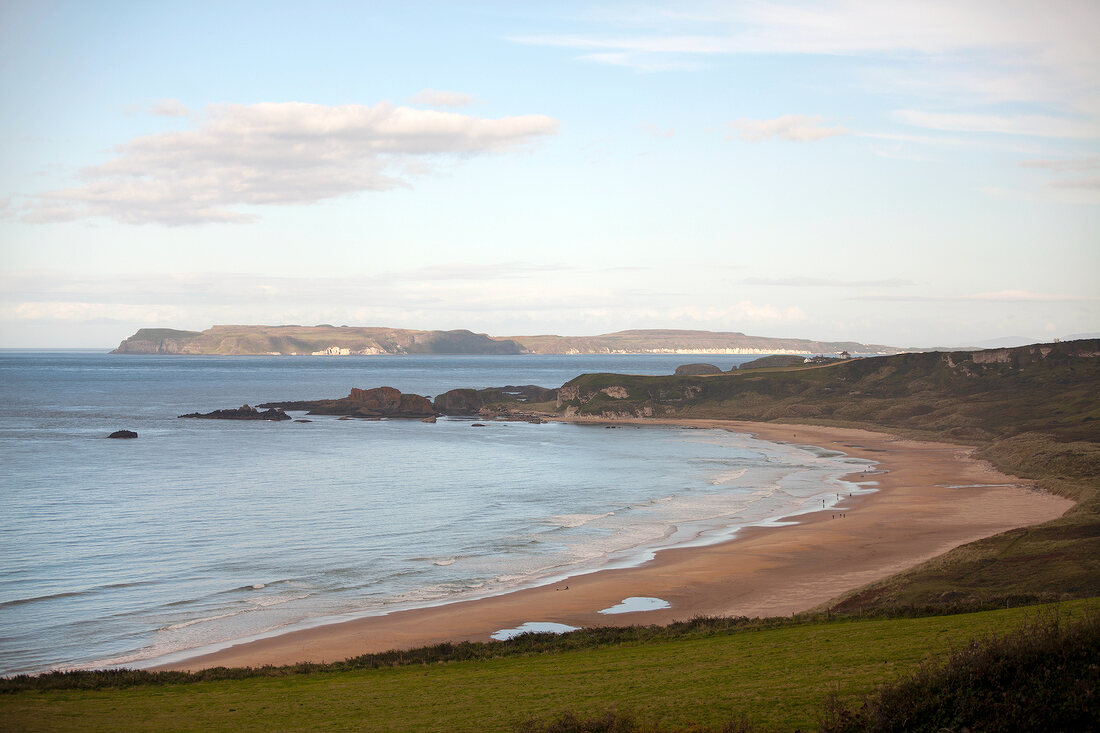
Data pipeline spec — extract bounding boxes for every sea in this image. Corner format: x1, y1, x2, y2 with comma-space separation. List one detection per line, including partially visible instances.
0, 351, 876, 677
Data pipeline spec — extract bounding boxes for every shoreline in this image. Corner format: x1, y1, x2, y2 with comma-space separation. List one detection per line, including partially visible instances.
154, 419, 1074, 672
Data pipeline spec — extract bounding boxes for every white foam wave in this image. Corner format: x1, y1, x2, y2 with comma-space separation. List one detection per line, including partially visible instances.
710, 468, 748, 484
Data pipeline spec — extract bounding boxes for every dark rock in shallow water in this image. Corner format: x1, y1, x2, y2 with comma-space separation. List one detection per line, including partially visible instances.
108, 430, 138, 439
294, 419, 312, 423
260, 386, 435, 418
178, 404, 291, 421
471, 423, 487, 427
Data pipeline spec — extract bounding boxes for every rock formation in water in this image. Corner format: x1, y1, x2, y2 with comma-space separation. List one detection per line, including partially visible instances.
432, 385, 558, 417
260, 387, 435, 418
178, 405, 292, 421
107, 430, 139, 438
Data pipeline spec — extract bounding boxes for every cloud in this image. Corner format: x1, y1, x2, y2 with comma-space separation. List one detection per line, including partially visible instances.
743, 276, 914, 287
853, 290, 1098, 303
150, 98, 191, 117
1050, 177, 1100, 190
19, 101, 558, 225
894, 110, 1100, 139
640, 124, 675, 138
514, 1, 1099, 137
1019, 156, 1100, 171
407, 89, 476, 107
730, 115, 848, 142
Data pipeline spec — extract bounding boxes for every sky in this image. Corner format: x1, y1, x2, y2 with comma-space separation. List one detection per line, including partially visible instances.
1, 0, 1097, 349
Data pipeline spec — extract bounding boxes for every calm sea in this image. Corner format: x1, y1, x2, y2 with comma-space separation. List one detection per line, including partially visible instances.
0, 351, 874, 676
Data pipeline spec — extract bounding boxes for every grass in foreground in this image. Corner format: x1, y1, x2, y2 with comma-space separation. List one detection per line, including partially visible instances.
2, 600, 1096, 732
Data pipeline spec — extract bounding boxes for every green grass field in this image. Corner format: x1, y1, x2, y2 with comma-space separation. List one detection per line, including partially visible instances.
3, 600, 1096, 732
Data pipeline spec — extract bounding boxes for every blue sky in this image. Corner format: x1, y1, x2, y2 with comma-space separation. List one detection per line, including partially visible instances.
1, 0, 1097, 348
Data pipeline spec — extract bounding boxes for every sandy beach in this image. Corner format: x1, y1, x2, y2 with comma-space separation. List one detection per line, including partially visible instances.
157, 420, 1074, 671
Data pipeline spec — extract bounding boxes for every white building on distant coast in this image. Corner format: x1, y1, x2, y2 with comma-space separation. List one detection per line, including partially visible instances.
311, 345, 351, 356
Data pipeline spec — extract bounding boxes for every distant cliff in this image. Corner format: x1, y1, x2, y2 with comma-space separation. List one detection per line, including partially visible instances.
112, 325, 904, 356
507, 329, 902, 355
111, 325, 526, 355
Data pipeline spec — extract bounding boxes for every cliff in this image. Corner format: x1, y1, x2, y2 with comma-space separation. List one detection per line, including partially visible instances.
111, 328, 204, 354
111, 325, 526, 355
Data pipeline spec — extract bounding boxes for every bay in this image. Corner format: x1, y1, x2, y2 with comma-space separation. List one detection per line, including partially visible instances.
0, 351, 873, 676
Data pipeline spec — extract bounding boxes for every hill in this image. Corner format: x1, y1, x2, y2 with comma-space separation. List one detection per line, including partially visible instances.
555, 340, 1099, 442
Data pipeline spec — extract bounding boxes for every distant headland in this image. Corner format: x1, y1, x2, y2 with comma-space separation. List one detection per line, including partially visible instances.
110, 325, 905, 356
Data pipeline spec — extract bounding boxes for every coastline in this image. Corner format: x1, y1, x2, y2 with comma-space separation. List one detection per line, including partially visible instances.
154, 419, 1074, 672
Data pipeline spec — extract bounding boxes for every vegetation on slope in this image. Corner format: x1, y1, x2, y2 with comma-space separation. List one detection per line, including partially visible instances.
3, 601, 1095, 732
557, 340, 1099, 442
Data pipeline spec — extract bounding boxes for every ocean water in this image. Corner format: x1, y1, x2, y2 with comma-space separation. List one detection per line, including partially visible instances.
0, 351, 874, 676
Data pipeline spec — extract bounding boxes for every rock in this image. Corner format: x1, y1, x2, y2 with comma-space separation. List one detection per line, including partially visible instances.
178, 405, 292, 421
259, 387, 434, 418
421, 416, 437, 423
471, 423, 487, 427
674, 363, 722, 376
108, 430, 138, 439
433, 385, 557, 415
294, 419, 312, 423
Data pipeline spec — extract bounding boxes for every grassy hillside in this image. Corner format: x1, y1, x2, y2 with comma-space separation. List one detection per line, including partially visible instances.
3, 600, 1094, 732
557, 340, 1099, 443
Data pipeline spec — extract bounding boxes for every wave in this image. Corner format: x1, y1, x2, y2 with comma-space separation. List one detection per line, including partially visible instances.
546, 512, 614, 529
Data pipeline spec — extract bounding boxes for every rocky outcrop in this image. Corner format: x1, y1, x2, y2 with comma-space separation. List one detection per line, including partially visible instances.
107, 430, 138, 438
674, 363, 722, 375
178, 405, 292, 421
260, 387, 435, 418
432, 385, 557, 416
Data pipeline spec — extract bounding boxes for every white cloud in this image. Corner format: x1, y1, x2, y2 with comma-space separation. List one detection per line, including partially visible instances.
730, 115, 848, 142
20, 102, 558, 225
744, 276, 913, 287
515, 1, 1100, 137
894, 110, 1100, 139
150, 98, 191, 117
640, 124, 675, 138
1019, 156, 1100, 171
1050, 177, 1100, 190
853, 290, 1098, 303
407, 89, 476, 107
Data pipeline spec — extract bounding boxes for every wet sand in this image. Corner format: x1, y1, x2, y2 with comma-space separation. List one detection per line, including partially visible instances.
156, 420, 1073, 671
